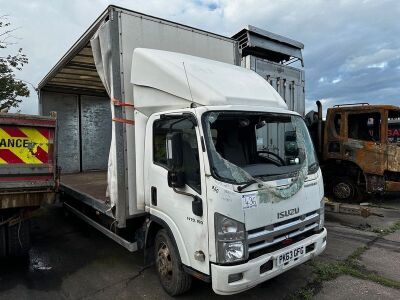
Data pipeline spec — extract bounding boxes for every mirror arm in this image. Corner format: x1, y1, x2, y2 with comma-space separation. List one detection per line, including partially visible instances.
172, 187, 194, 198
172, 188, 203, 217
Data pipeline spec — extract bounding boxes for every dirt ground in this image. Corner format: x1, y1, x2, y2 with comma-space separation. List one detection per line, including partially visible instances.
0, 196, 399, 300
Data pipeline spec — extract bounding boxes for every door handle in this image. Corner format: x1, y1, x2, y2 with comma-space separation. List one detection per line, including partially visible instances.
151, 186, 157, 206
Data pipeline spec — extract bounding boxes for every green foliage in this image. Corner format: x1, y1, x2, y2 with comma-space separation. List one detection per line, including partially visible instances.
287, 244, 400, 299
0, 16, 29, 111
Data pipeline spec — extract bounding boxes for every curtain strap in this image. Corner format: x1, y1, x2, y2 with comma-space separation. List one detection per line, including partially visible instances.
112, 117, 135, 125
112, 98, 135, 108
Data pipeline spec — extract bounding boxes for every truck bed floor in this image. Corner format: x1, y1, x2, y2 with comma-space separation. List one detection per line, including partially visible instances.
60, 172, 111, 214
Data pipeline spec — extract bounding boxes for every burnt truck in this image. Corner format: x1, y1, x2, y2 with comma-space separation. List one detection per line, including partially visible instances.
306, 102, 400, 202
0, 113, 58, 257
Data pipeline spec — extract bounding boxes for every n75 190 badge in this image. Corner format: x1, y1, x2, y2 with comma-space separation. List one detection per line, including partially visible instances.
277, 246, 305, 266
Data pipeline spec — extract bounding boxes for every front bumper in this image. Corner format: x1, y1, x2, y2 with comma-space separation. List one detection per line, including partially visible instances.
211, 228, 327, 295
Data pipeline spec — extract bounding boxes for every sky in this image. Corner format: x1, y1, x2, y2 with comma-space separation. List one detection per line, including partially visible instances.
0, 0, 399, 114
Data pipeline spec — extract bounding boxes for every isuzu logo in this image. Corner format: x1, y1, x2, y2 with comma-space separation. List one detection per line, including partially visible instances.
277, 207, 299, 219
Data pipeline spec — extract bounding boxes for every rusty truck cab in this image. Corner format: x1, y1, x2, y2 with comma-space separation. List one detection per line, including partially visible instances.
322, 103, 400, 199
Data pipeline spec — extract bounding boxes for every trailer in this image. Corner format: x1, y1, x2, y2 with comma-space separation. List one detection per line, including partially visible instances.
37, 6, 326, 295
0, 113, 57, 257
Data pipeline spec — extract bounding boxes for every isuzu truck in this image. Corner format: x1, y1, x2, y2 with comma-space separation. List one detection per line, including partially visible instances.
38, 5, 326, 295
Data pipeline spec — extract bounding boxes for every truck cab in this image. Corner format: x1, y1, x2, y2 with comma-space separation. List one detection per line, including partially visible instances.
312, 103, 400, 201
134, 49, 326, 295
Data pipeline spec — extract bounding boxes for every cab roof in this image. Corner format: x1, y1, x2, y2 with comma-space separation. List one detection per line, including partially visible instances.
328, 103, 400, 113
132, 48, 288, 112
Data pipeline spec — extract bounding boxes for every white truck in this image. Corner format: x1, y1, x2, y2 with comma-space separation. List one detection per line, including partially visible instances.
38, 5, 326, 295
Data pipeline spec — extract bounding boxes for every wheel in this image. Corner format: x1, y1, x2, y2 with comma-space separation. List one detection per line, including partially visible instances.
154, 229, 192, 296
7, 220, 31, 257
331, 177, 359, 203
0, 225, 6, 257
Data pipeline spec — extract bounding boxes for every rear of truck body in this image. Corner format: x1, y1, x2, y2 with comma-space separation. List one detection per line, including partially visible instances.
0, 113, 57, 257
37, 5, 325, 295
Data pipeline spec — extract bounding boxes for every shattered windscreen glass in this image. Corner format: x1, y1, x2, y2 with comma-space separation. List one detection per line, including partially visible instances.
203, 111, 318, 200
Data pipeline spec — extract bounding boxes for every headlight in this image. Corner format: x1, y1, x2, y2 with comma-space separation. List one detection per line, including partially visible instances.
318, 198, 325, 230
215, 213, 247, 263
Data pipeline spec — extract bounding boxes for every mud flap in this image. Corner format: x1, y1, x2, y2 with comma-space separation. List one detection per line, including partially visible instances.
365, 174, 385, 193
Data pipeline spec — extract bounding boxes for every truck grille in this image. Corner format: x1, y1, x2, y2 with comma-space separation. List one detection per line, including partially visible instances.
247, 210, 320, 256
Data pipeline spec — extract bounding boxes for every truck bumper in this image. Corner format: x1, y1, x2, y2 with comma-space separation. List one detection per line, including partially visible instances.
211, 228, 327, 295
0, 192, 56, 209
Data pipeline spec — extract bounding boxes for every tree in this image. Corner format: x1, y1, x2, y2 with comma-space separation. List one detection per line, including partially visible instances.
0, 16, 29, 111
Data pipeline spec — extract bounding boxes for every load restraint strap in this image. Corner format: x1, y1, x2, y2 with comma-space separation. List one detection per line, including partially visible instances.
112, 117, 135, 125
112, 98, 135, 108
111, 98, 135, 125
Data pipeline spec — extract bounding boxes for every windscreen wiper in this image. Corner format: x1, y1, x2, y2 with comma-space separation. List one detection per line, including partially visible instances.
308, 162, 319, 173
237, 180, 256, 192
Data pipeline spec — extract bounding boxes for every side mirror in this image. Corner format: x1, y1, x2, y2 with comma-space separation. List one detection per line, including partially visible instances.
166, 132, 185, 188
166, 132, 183, 170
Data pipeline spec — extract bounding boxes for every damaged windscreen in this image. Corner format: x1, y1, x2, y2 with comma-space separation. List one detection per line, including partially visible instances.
203, 111, 318, 199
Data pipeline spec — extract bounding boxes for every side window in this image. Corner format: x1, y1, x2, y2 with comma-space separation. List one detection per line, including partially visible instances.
348, 112, 381, 142
153, 117, 201, 193
333, 114, 341, 136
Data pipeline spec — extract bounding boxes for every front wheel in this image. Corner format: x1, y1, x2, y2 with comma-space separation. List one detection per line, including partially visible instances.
154, 229, 192, 296
331, 177, 359, 203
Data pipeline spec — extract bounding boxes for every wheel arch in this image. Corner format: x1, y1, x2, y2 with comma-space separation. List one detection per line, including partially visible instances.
145, 214, 190, 266
322, 159, 366, 183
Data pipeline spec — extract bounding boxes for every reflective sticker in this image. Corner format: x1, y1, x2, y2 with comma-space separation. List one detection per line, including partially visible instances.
242, 192, 257, 210
0, 126, 50, 164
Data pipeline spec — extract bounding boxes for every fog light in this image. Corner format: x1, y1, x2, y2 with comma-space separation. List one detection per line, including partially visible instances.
228, 272, 243, 283
260, 260, 273, 274
306, 243, 315, 253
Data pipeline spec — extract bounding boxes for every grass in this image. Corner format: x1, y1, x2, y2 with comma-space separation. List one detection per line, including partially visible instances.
287, 241, 400, 299
372, 220, 400, 236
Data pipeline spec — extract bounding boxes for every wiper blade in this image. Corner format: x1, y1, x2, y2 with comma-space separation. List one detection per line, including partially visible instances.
237, 180, 257, 192
308, 162, 319, 172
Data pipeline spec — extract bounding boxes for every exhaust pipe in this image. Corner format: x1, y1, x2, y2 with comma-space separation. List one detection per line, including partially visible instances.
316, 101, 322, 154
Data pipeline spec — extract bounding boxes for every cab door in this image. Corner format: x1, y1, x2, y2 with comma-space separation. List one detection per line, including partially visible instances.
344, 110, 387, 186
144, 112, 209, 274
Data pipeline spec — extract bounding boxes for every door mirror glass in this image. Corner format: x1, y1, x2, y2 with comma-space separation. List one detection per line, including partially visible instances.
166, 132, 186, 188
166, 132, 183, 171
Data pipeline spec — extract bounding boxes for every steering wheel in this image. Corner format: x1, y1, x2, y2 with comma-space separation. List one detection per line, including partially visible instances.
257, 150, 285, 166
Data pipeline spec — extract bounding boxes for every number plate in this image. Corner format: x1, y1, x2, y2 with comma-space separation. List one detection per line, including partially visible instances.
277, 246, 305, 266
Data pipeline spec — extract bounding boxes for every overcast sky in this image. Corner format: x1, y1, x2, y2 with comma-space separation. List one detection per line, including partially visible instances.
1, 0, 399, 114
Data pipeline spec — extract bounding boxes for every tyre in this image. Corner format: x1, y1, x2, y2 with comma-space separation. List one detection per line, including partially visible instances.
154, 229, 192, 296
7, 220, 31, 257
0, 225, 6, 257
331, 177, 359, 203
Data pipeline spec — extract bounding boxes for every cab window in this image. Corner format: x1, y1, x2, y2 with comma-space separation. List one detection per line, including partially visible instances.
153, 117, 201, 193
333, 114, 341, 136
348, 112, 381, 142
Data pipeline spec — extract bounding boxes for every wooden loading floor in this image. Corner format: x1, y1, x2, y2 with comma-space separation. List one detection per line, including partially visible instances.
60, 171, 112, 215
